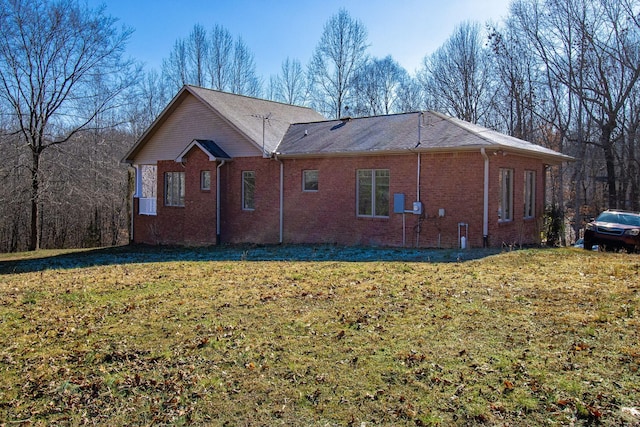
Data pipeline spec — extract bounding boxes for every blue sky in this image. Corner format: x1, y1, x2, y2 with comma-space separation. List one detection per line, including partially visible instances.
90, 0, 512, 78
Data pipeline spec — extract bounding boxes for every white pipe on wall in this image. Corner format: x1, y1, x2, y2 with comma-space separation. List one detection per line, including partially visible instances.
216, 160, 226, 244
279, 159, 284, 243
481, 148, 489, 246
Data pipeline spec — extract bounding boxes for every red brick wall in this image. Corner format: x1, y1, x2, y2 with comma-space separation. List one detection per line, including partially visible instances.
133, 148, 547, 248
133, 149, 218, 245
282, 153, 485, 248
219, 156, 281, 244
486, 152, 545, 248
281, 151, 545, 249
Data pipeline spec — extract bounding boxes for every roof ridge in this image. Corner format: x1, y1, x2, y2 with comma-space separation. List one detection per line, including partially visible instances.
185, 84, 319, 112
427, 111, 499, 146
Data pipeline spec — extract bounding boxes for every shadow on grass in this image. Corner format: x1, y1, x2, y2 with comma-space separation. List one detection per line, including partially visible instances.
0, 243, 506, 274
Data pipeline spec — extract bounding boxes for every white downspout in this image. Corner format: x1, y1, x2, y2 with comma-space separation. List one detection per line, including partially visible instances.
416, 112, 423, 247
216, 160, 226, 244
130, 178, 135, 243
130, 164, 141, 243
417, 112, 422, 203
417, 152, 421, 203
279, 158, 284, 243
481, 148, 489, 247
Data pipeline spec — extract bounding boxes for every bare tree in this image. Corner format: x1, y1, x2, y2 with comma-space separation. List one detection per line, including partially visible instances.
395, 76, 424, 113
572, 0, 640, 209
208, 24, 234, 91
0, 0, 136, 250
307, 9, 369, 118
271, 57, 307, 105
186, 24, 209, 87
163, 24, 261, 96
162, 39, 189, 93
352, 56, 407, 116
420, 21, 494, 124
230, 37, 262, 97
128, 69, 170, 137
510, 0, 640, 214
488, 21, 540, 139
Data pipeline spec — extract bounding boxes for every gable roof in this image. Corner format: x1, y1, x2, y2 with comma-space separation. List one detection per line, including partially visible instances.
123, 86, 571, 165
175, 139, 231, 162
123, 85, 325, 163
276, 111, 573, 164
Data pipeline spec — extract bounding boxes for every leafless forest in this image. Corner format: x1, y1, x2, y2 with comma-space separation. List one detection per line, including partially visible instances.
1, 0, 639, 252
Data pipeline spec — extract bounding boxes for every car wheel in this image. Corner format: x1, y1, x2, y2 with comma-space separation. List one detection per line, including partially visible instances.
583, 239, 593, 250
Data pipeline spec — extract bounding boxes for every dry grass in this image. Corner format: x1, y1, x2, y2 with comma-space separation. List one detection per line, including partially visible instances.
0, 246, 639, 426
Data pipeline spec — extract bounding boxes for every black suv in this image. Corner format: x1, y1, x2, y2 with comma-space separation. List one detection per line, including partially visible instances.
583, 210, 640, 252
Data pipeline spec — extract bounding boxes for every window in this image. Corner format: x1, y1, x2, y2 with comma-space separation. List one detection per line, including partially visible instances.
498, 168, 513, 221
201, 170, 211, 191
242, 171, 255, 210
524, 170, 536, 218
165, 172, 185, 207
303, 170, 318, 192
357, 169, 390, 217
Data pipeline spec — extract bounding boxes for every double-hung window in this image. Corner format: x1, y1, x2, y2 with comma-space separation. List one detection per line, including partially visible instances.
242, 171, 255, 210
523, 170, 536, 218
165, 172, 185, 207
498, 168, 513, 221
357, 169, 390, 217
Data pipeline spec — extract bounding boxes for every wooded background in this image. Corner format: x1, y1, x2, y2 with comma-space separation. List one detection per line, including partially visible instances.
1, 0, 638, 252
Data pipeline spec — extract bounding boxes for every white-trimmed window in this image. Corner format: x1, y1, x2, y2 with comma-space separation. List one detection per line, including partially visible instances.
357, 169, 390, 217
524, 170, 536, 218
242, 171, 255, 210
499, 168, 513, 221
201, 170, 211, 191
303, 170, 319, 192
165, 172, 185, 207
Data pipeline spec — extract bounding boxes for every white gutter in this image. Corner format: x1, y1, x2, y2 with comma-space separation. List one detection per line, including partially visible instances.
481, 148, 489, 247
216, 160, 226, 244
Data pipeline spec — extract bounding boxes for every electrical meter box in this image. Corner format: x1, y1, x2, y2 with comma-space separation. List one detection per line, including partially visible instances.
412, 201, 423, 215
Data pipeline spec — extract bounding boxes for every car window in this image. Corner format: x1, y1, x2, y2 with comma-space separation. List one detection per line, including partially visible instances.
620, 214, 640, 226
596, 212, 617, 223
597, 212, 640, 226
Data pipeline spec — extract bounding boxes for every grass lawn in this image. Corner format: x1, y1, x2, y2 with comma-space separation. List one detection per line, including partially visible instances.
0, 245, 639, 426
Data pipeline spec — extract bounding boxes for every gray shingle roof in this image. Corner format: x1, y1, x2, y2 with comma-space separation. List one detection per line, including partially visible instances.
175, 139, 231, 162
124, 86, 571, 165
276, 111, 573, 163
188, 86, 325, 153
123, 85, 326, 163
194, 139, 231, 159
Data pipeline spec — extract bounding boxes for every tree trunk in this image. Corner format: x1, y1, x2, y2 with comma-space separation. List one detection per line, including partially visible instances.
29, 149, 40, 251
601, 122, 617, 209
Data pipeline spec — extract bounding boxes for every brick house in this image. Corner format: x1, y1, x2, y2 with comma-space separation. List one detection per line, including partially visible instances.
122, 85, 572, 249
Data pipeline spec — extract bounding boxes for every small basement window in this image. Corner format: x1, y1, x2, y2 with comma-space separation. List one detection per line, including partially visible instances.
201, 170, 211, 191
303, 170, 319, 192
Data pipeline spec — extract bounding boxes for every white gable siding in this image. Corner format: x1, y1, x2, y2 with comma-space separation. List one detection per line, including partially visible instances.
134, 94, 261, 164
